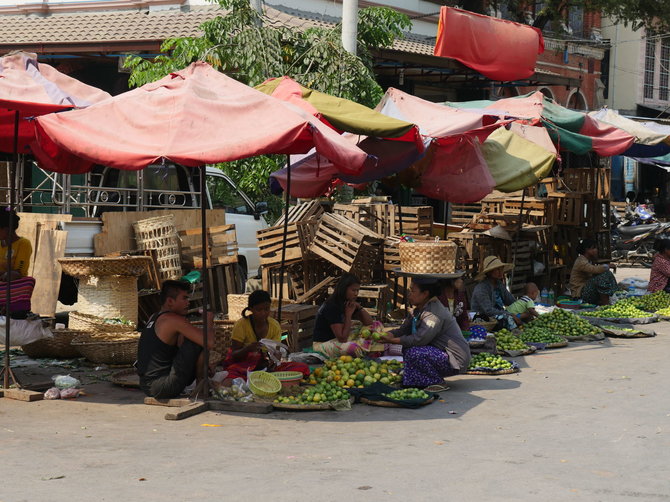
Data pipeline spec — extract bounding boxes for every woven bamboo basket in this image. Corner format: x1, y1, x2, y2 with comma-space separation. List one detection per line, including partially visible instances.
76, 275, 139, 325
69, 311, 137, 334
71, 332, 140, 366
398, 240, 458, 274
192, 319, 235, 365
133, 215, 182, 282
21, 329, 88, 359
58, 256, 152, 278
226, 294, 295, 321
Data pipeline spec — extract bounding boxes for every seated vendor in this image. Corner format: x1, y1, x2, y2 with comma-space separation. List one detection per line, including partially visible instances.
0, 209, 35, 317
136, 280, 213, 399
569, 238, 617, 305
470, 256, 518, 330
381, 278, 471, 391
647, 239, 670, 293
506, 282, 540, 322
223, 290, 309, 382
312, 273, 374, 358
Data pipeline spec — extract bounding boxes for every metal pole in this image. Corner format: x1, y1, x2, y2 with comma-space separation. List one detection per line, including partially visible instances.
342, 0, 358, 55
442, 201, 449, 239
199, 165, 209, 399
277, 156, 291, 323
3, 111, 19, 389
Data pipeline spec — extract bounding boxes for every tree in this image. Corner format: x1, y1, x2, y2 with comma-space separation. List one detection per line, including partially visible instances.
125, 0, 410, 221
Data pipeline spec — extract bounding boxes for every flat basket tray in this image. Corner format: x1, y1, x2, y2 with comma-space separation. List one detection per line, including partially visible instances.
59, 256, 153, 278
360, 396, 435, 408
466, 367, 519, 376
271, 397, 354, 411
545, 340, 569, 348
468, 339, 487, 348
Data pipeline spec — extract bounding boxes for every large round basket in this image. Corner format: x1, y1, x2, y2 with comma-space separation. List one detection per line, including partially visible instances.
271, 397, 354, 411
248, 371, 282, 397
76, 275, 139, 325
470, 320, 498, 332
70, 332, 139, 366
21, 329, 88, 359
58, 256, 152, 278
133, 215, 182, 282
398, 240, 457, 274
69, 311, 136, 335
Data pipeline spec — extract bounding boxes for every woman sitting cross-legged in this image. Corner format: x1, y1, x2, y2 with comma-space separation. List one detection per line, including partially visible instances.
380, 278, 471, 391
222, 290, 309, 382
569, 238, 618, 305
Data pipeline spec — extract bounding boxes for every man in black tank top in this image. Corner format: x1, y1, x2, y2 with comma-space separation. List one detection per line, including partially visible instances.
136, 280, 214, 398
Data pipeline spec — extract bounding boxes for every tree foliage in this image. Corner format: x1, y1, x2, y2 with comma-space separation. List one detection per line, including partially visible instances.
125, 0, 410, 220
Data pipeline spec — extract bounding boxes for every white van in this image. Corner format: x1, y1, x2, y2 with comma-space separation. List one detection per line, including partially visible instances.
12, 160, 268, 279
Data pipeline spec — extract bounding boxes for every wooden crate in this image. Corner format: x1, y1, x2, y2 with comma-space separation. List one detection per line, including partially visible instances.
585, 199, 611, 232
273, 200, 324, 226
256, 222, 303, 266
562, 168, 611, 199
179, 224, 238, 268
386, 272, 410, 310
450, 203, 482, 226
309, 213, 383, 281
549, 192, 588, 226
504, 197, 558, 226
505, 240, 533, 274
383, 236, 401, 272
327, 282, 390, 319
448, 232, 507, 276
395, 205, 433, 235
271, 303, 319, 352
596, 230, 612, 261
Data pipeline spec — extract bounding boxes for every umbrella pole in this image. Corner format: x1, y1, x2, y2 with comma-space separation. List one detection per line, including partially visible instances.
442, 201, 449, 240
196, 165, 209, 400
509, 188, 526, 291
277, 156, 291, 323
2, 111, 20, 390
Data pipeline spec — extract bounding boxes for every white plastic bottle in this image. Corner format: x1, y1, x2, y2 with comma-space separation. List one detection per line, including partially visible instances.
547, 288, 555, 306
540, 287, 549, 305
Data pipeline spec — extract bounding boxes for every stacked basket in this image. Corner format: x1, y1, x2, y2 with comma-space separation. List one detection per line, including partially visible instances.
133, 215, 183, 282
21, 329, 89, 359
398, 239, 458, 274
68, 311, 140, 366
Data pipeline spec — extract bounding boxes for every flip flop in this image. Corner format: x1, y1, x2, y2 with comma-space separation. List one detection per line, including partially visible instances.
425, 383, 451, 393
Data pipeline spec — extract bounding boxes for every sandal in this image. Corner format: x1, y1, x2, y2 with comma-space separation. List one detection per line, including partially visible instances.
425, 383, 450, 393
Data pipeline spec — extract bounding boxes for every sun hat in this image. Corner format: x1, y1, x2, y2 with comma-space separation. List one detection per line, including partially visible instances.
475, 256, 513, 281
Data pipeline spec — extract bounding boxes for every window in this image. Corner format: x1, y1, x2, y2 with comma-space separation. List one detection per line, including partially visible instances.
207, 174, 252, 215
645, 38, 656, 99
660, 38, 670, 101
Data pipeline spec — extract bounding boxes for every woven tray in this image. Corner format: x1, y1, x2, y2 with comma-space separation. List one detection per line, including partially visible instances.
466, 367, 519, 376
21, 329, 88, 359
545, 340, 569, 348
69, 311, 136, 335
58, 256, 152, 278
111, 368, 140, 388
360, 396, 435, 408
470, 320, 497, 331
468, 339, 487, 348
71, 332, 139, 366
271, 397, 354, 411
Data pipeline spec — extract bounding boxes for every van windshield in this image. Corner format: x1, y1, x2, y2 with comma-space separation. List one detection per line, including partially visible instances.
207, 174, 253, 215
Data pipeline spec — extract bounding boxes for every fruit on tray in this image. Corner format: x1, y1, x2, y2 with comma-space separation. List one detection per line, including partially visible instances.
518, 325, 567, 344
274, 381, 349, 405
383, 388, 430, 401
581, 304, 650, 319
599, 325, 641, 334
618, 291, 670, 312
494, 329, 531, 351
357, 320, 386, 341
525, 308, 601, 337
468, 352, 513, 371
308, 356, 403, 388
655, 306, 670, 316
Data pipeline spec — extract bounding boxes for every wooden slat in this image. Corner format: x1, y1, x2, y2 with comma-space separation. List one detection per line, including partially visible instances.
3, 389, 44, 402
164, 402, 209, 420
31, 229, 68, 317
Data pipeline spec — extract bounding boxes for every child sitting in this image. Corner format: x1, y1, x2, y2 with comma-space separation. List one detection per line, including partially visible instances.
506, 282, 540, 323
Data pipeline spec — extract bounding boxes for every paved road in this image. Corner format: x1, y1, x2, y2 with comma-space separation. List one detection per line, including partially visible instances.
1, 267, 669, 502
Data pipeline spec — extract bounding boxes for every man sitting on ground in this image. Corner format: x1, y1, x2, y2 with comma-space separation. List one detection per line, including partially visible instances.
136, 280, 214, 399
506, 282, 540, 323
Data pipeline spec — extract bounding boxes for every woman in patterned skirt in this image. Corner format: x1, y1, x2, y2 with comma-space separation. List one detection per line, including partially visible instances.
381, 278, 471, 391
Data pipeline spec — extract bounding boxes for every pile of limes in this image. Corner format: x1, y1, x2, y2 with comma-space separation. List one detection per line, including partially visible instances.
582, 304, 650, 319
656, 306, 670, 316
468, 352, 513, 371
494, 329, 531, 351
519, 325, 567, 344
618, 291, 670, 312
525, 309, 601, 337
307, 355, 403, 388
383, 388, 430, 401
274, 381, 348, 405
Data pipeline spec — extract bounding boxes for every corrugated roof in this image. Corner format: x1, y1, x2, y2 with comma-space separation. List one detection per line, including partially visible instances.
0, 3, 437, 55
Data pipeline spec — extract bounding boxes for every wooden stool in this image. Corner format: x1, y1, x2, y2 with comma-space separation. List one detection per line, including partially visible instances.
271, 303, 319, 352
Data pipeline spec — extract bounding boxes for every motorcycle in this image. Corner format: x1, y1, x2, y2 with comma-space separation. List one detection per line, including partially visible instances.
611, 220, 670, 267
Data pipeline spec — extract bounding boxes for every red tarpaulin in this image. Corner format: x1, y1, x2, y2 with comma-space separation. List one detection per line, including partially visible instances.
0, 51, 111, 153
33, 62, 371, 175
433, 7, 544, 82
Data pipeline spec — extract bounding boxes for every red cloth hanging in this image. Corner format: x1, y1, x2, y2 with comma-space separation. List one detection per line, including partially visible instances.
434, 7, 544, 82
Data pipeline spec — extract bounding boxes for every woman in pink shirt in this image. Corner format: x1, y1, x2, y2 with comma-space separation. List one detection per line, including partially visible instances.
648, 239, 670, 293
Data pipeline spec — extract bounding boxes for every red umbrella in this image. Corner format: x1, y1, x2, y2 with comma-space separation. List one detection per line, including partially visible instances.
32, 61, 373, 399
0, 51, 111, 390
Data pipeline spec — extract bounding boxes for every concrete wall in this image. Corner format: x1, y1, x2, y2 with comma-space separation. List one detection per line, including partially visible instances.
602, 21, 641, 113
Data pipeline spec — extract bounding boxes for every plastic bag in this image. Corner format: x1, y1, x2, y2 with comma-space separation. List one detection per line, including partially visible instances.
258, 338, 289, 364
0, 317, 52, 345
52, 374, 81, 390
60, 388, 81, 399
44, 387, 61, 400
